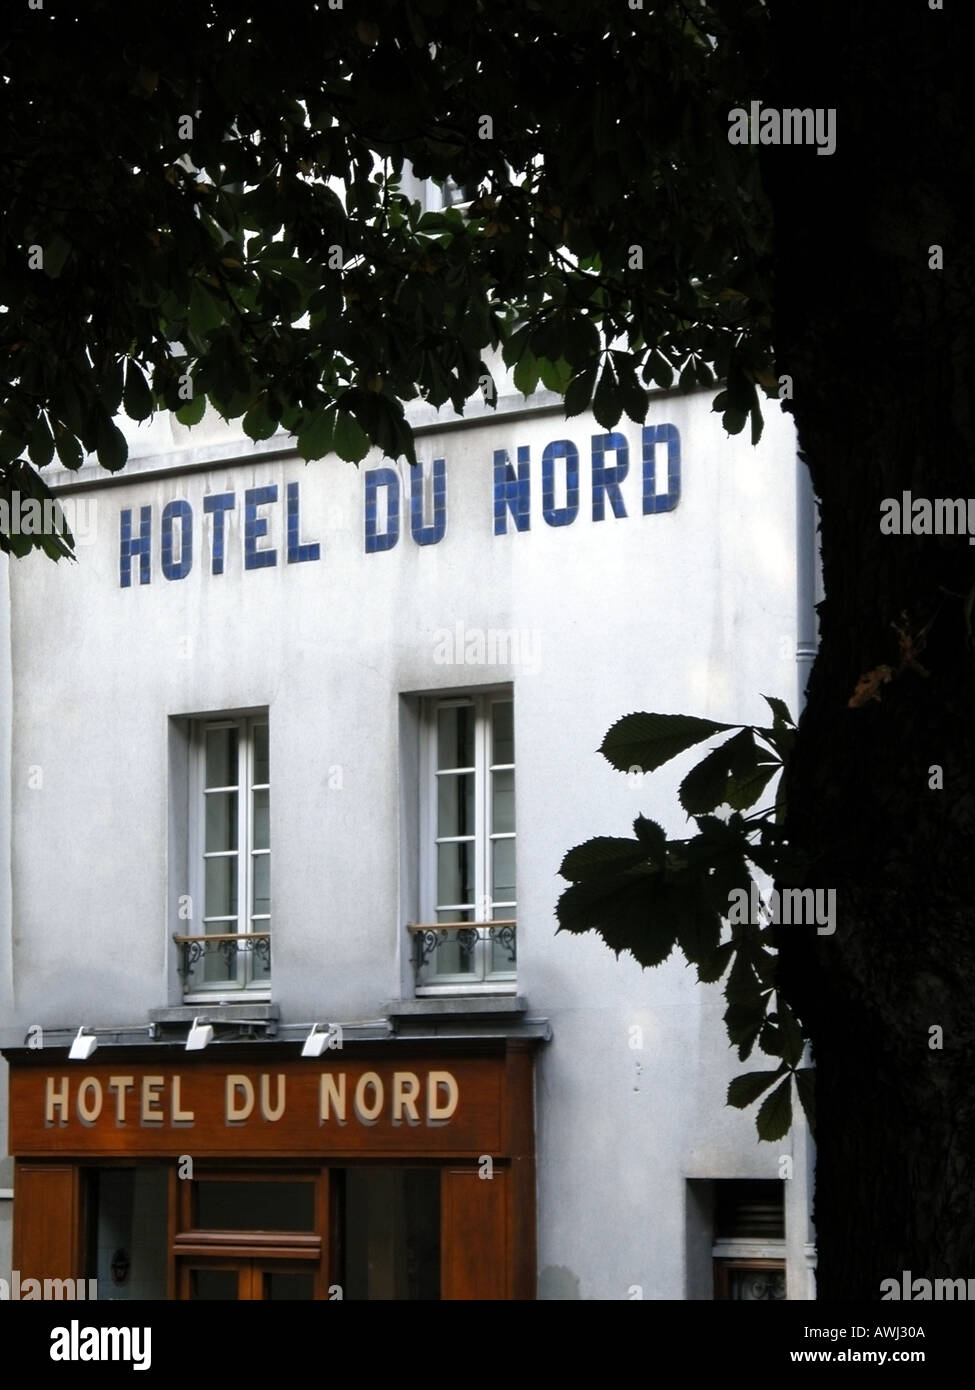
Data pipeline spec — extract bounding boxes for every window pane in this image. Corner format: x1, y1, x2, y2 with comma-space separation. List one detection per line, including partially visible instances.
264, 1272, 314, 1300
252, 788, 270, 850
434, 929, 477, 975
253, 722, 269, 785
437, 773, 474, 838
491, 923, 517, 973
203, 932, 236, 984
251, 927, 271, 981
491, 768, 515, 834
252, 853, 270, 916
491, 701, 514, 765
437, 841, 474, 907
492, 838, 515, 903
205, 856, 238, 917
205, 791, 238, 852
195, 1181, 315, 1232
728, 1267, 786, 1301
437, 705, 474, 770
205, 727, 238, 788
190, 1269, 239, 1300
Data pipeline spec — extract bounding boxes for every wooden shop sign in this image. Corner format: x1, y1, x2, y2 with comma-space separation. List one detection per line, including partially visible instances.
8, 1058, 506, 1159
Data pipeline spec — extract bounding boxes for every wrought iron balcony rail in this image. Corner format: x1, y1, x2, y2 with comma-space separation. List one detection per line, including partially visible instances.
173, 932, 271, 984
407, 919, 516, 976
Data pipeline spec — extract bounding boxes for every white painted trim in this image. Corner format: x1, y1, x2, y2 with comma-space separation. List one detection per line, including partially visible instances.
712, 1239, 786, 1261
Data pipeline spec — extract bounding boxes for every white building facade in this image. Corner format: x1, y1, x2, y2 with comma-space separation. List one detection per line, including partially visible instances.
0, 365, 816, 1300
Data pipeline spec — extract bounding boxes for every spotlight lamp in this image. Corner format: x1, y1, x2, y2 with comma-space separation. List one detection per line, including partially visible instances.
185, 1017, 214, 1052
301, 1023, 336, 1058
68, 1027, 98, 1061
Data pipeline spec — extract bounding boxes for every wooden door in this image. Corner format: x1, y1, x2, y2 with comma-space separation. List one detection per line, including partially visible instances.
12, 1163, 83, 1286
440, 1165, 510, 1299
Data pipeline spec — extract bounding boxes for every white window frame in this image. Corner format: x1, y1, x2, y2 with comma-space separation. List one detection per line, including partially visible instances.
185, 714, 270, 1000
415, 690, 516, 994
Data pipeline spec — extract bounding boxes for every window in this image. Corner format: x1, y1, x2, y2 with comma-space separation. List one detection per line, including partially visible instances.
712, 1180, 786, 1301
413, 692, 516, 992
179, 715, 270, 997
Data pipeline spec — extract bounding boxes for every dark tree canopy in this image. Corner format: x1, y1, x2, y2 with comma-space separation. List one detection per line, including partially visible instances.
1, 0, 773, 556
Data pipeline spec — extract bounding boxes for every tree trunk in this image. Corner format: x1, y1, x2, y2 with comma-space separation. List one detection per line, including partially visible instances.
764, 3, 975, 1298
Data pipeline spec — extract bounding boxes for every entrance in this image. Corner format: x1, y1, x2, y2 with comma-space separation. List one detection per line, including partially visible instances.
177, 1168, 441, 1299
7, 1044, 539, 1300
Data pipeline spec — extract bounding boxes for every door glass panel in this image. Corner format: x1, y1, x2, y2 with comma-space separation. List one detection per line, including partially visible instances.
263, 1271, 315, 1300
341, 1168, 440, 1300
190, 1269, 240, 1300
195, 1180, 315, 1232
85, 1168, 169, 1300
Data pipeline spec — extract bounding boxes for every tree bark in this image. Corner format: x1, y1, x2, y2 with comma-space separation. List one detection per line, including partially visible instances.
765, 3, 975, 1298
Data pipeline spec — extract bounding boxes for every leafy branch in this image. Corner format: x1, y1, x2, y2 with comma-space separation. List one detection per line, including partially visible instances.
555, 696, 815, 1141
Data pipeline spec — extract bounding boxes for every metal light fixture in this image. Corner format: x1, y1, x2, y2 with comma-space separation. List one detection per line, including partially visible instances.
301, 1023, 336, 1057
185, 1017, 214, 1051
68, 1027, 98, 1061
